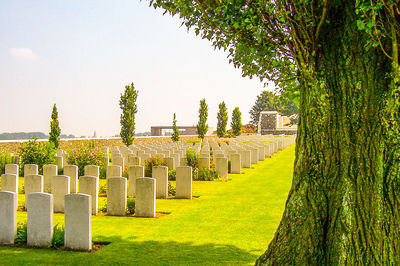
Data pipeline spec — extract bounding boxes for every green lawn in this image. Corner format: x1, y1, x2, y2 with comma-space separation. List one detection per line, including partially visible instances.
0, 145, 295, 265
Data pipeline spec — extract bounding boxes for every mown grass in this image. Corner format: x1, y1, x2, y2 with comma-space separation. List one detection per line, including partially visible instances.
0, 145, 295, 265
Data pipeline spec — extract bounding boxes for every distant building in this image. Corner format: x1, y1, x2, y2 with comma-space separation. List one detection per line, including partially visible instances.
151, 126, 197, 136
258, 111, 297, 135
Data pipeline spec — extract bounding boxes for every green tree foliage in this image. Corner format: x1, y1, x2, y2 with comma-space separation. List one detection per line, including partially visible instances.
249, 91, 299, 125
49, 104, 61, 149
171, 113, 180, 142
150, 0, 400, 264
216, 101, 228, 137
119, 83, 138, 147
231, 107, 242, 137
18, 139, 56, 175
0, 152, 19, 176
196, 98, 208, 139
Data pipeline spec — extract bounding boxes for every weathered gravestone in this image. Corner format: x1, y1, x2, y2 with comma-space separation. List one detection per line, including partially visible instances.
0, 191, 17, 244
26, 192, 53, 247
176, 166, 192, 199
64, 193, 92, 251
107, 177, 127, 216
135, 177, 156, 218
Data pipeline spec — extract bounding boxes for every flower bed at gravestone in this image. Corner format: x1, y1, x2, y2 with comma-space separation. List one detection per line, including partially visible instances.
13, 221, 111, 252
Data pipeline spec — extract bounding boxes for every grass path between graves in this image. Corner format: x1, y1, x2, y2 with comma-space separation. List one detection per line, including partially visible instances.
0, 145, 295, 265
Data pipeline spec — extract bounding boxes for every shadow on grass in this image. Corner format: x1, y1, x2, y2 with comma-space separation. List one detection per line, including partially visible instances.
95, 236, 257, 265
0, 236, 257, 265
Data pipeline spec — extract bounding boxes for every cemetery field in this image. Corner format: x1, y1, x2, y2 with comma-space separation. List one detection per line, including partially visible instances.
0, 145, 295, 265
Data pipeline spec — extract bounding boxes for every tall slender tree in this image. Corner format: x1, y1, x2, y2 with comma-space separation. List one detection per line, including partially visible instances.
196, 98, 208, 140
49, 104, 61, 148
119, 83, 138, 146
150, 1, 400, 264
231, 107, 242, 137
216, 101, 228, 138
171, 113, 180, 142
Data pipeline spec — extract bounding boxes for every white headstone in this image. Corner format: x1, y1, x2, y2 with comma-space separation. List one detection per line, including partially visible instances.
64, 193, 92, 251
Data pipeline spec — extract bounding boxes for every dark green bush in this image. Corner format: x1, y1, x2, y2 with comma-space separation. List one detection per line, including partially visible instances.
185, 148, 199, 168
100, 167, 107, 179
66, 141, 105, 177
228, 160, 231, 173
122, 169, 128, 178
168, 181, 176, 196
126, 196, 135, 215
18, 139, 56, 175
168, 169, 176, 181
50, 224, 64, 249
99, 203, 107, 212
99, 184, 107, 194
195, 168, 219, 181
144, 156, 167, 177
15, 222, 28, 244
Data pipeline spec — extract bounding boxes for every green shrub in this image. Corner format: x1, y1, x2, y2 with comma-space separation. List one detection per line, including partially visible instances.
195, 168, 219, 181
0, 152, 18, 175
15, 222, 28, 244
99, 202, 107, 212
126, 196, 135, 215
144, 156, 167, 177
185, 148, 199, 168
168, 169, 176, 181
168, 181, 176, 196
122, 169, 128, 178
50, 224, 64, 249
18, 139, 56, 175
66, 141, 105, 177
99, 184, 107, 194
228, 160, 231, 173
100, 167, 107, 179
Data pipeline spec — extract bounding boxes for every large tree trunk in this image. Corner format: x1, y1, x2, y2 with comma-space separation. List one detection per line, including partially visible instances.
256, 3, 400, 265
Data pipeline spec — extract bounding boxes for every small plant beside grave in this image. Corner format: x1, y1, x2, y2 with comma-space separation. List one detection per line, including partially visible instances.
50, 224, 65, 249
168, 182, 176, 196
144, 156, 167, 177
126, 197, 135, 215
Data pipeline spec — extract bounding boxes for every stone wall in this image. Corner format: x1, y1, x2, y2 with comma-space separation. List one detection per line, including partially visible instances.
258, 111, 297, 135
258, 111, 279, 132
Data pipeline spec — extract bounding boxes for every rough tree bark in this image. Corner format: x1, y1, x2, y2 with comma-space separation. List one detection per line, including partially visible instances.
148, 0, 399, 263
256, 3, 400, 265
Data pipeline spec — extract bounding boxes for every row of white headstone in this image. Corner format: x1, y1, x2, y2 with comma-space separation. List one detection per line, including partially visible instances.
0, 163, 192, 216
0, 191, 91, 251
0, 134, 296, 251
109, 141, 195, 171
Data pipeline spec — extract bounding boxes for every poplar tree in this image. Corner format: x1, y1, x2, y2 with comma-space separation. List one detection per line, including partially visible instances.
119, 83, 138, 146
196, 98, 208, 140
216, 101, 228, 138
231, 107, 242, 137
49, 104, 61, 148
171, 113, 179, 142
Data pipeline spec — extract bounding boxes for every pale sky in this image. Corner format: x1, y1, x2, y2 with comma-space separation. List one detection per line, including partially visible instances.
0, 0, 273, 137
